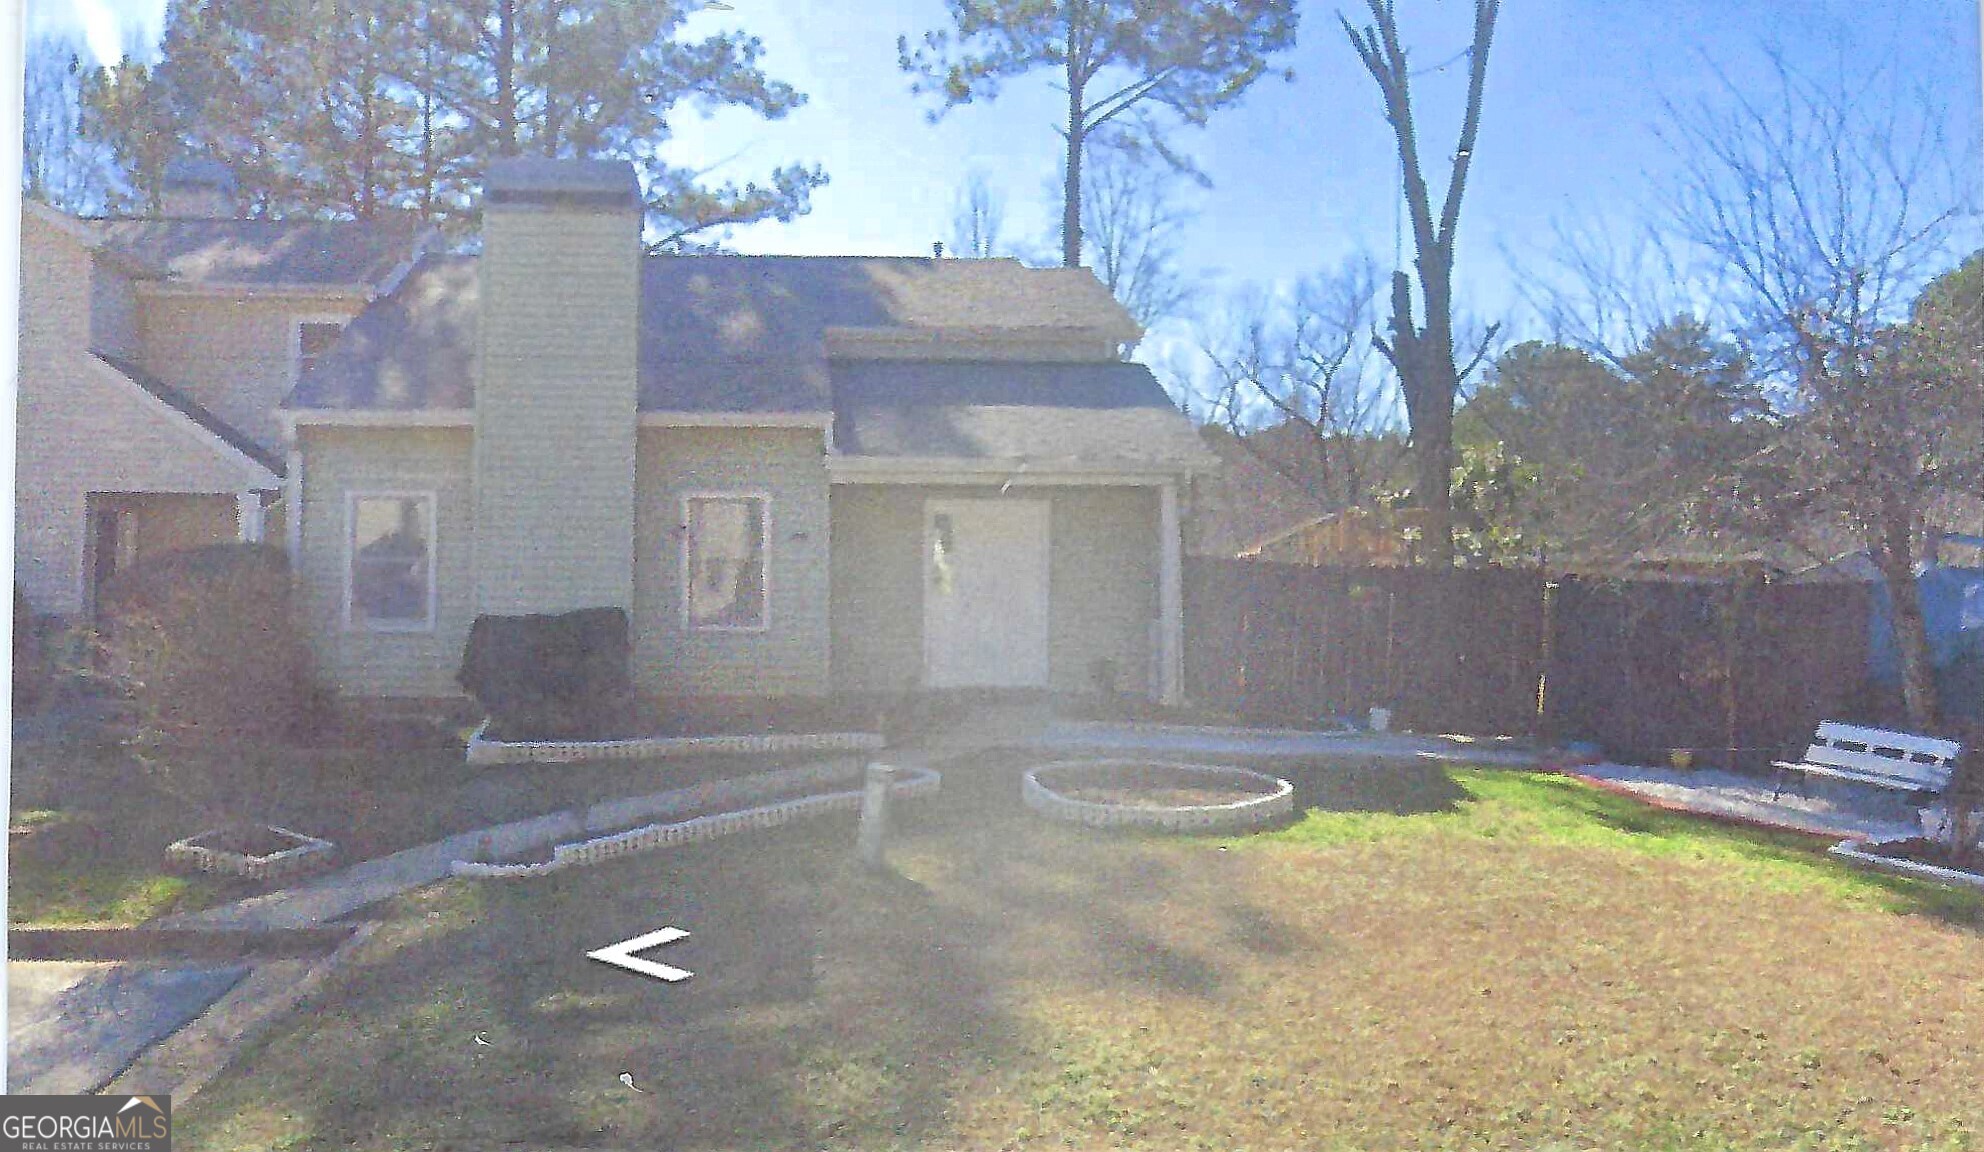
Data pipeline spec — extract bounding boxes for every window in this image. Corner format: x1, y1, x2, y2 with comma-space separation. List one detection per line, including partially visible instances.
346, 493, 435, 631
294, 317, 347, 383
682, 495, 767, 631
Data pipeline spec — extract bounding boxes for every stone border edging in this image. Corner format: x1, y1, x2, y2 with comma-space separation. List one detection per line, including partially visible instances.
464, 719, 886, 765
1828, 838, 1984, 891
450, 764, 941, 878
165, 824, 336, 882
1023, 758, 1293, 833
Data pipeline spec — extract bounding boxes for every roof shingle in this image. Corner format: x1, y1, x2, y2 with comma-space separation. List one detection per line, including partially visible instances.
93, 217, 425, 292
291, 253, 1145, 415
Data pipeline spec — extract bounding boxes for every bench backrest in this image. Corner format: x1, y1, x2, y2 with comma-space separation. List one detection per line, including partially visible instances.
1804, 721, 1963, 787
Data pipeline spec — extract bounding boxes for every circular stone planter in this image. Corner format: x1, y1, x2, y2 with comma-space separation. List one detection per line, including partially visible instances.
1023, 759, 1294, 833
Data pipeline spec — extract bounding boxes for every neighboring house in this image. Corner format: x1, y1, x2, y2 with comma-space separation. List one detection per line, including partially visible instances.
1795, 535, 1984, 719
1236, 508, 1435, 567
17, 165, 428, 619
20, 158, 1215, 704
1187, 425, 1336, 559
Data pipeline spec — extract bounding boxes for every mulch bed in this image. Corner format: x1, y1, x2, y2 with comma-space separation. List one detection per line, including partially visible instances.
1036, 763, 1277, 809
477, 775, 858, 869
181, 825, 317, 859
1863, 836, 1984, 872
1053, 784, 1269, 807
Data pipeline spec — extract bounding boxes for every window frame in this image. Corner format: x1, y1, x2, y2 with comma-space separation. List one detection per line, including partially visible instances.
291, 313, 350, 386
678, 490, 772, 634
342, 489, 438, 634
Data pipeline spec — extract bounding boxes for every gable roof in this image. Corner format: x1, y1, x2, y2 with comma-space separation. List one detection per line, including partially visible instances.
90, 216, 427, 293
288, 253, 1144, 415
831, 360, 1213, 469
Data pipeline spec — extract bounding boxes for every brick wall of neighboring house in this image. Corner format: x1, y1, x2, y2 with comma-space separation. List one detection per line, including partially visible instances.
140, 292, 363, 454
295, 425, 476, 698
472, 197, 640, 617
633, 427, 834, 697
829, 484, 1160, 697
16, 211, 274, 616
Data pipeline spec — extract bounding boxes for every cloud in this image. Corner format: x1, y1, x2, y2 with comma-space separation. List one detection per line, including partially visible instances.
71, 0, 126, 67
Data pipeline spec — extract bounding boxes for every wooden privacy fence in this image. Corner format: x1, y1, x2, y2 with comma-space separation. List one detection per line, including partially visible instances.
1183, 559, 1871, 769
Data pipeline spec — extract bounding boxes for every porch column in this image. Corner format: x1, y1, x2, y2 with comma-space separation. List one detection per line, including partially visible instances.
1158, 480, 1184, 706
236, 491, 266, 544
284, 448, 303, 566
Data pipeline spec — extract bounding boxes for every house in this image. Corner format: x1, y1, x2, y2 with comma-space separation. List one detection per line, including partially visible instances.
17, 163, 429, 618
19, 158, 1215, 705
1793, 534, 1984, 719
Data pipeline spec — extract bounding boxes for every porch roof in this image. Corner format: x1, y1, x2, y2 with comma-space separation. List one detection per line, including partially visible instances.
829, 360, 1216, 471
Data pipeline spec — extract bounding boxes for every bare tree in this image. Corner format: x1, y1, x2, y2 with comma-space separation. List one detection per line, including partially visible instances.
948, 170, 1008, 259
1514, 213, 1709, 364
1082, 147, 1192, 329
1662, 51, 1977, 725
23, 32, 115, 212
1342, 0, 1501, 568
1199, 258, 1404, 512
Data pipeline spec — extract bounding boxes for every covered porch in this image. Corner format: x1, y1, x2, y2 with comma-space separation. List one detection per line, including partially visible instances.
827, 470, 1186, 704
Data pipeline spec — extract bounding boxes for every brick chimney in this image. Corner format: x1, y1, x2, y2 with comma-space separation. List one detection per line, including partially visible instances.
471, 158, 643, 616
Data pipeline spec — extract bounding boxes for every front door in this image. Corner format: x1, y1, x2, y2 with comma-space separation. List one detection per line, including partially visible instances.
923, 498, 1050, 689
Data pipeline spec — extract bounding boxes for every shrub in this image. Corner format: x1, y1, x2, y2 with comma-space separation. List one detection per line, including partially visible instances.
13, 584, 44, 712
97, 544, 323, 749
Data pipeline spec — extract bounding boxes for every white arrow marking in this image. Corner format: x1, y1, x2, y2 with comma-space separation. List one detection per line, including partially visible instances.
587, 926, 694, 983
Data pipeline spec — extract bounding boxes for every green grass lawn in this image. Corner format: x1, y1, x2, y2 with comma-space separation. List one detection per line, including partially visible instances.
9, 732, 839, 925
170, 753, 1984, 1151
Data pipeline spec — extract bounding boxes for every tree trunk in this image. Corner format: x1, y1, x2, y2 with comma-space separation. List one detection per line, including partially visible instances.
1413, 395, 1455, 567
1879, 499, 1940, 728
495, 0, 519, 155
1061, 91, 1084, 269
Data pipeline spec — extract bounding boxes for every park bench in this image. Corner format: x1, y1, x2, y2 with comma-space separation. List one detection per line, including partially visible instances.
1771, 721, 1963, 802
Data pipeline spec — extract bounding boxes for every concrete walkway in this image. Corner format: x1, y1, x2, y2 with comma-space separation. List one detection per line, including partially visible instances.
1035, 720, 1543, 766
1572, 761, 1922, 843
9, 961, 248, 1094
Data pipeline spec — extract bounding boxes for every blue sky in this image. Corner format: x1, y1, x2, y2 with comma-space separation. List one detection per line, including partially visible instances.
32, 0, 1983, 379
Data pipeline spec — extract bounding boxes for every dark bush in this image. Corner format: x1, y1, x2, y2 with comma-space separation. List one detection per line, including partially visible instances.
457, 607, 641, 741
97, 544, 323, 747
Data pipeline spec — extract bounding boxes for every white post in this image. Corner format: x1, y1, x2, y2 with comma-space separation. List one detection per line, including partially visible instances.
285, 447, 303, 565
855, 761, 900, 871
236, 491, 266, 544
1158, 480, 1184, 706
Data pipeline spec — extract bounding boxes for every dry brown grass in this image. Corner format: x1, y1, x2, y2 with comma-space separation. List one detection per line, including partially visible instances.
180, 758, 1984, 1151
